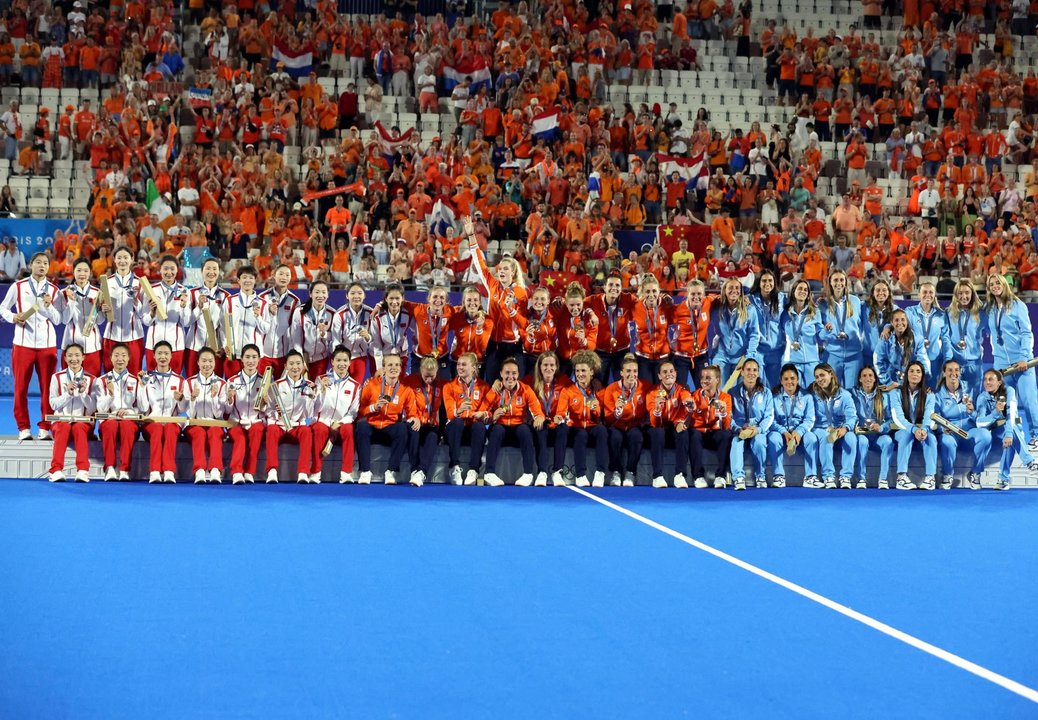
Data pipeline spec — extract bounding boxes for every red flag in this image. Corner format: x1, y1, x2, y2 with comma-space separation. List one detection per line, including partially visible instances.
656, 225, 711, 261
539, 270, 574, 298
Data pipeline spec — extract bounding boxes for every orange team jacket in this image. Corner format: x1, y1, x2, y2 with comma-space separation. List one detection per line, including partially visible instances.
557, 382, 602, 429
526, 374, 574, 425
586, 291, 637, 353
405, 301, 455, 357
448, 311, 494, 361
485, 381, 546, 426
599, 380, 652, 430
358, 377, 418, 428
515, 306, 557, 355
443, 376, 493, 422
648, 383, 696, 427
670, 294, 714, 359
468, 238, 529, 343
553, 305, 600, 359
402, 375, 445, 426
630, 299, 673, 360
687, 389, 733, 431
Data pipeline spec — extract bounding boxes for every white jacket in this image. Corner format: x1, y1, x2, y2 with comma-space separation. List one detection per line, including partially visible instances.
314, 372, 361, 424
369, 310, 416, 368
95, 370, 142, 414
102, 272, 144, 342
224, 371, 268, 427
186, 285, 229, 352
0, 277, 63, 349
141, 282, 192, 351
292, 304, 337, 363
226, 292, 272, 357
60, 284, 103, 354
184, 373, 227, 420
48, 369, 97, 418
331, 304, 373, 359
259, 288, 301, 359
266, 376, 317, 427
136, 370, 187, 417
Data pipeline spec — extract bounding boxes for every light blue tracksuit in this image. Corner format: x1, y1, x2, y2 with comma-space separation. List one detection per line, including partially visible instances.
986, 301, 1038, 441
904, 304, 952, 386
875, 334, 928, 387
711, 304, 762, 388
810, 388, 857, 480
890, 387, 938, 475
751, 292, 786, 386
779, 305, 823, 387
945, 309, 985, 392
934, 382, 987, 477
729, 384, 774, 481
851, 387, 895, 483
862, 309, 890, 371
819, 295, 866, 389
768, 389, 817, 478
975, 385, 1035, 482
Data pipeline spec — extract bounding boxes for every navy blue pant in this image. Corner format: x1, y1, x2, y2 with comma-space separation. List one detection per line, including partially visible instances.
534, 424, 568, 474
689, 428, 734, 478
648, 426, 690, 478
569, 424, 610, 477
355, 419, 412, 472
607, 426, 644, 474
444, 419, 487, 471
637, 357, 667, 383
596, 350, 627, 385
671, 355, 709, 390
409, 425, 440, 473
485, 341, 524, 383
486, 423, 536, 474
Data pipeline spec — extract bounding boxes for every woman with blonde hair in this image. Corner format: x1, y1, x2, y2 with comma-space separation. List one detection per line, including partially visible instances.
710, 277, 762, 385
629, 273, 672, 382
806, 362, 857, 489
819, 269, 867, 388
467, 222, 529, 382
985, 272, 1038, 450
946, 279, 984, 392
556, 350, 609, 487
531, 351, 572, 486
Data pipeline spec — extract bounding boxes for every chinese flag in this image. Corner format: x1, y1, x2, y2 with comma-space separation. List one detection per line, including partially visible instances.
539, 270, 574, 298
656, 225, 711, 259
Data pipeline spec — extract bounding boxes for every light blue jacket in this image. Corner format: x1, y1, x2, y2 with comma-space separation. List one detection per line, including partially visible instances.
889, 387, 936, 431
851, 387, 894, 433
818, 295, 866, 351
875, 334, 928, 386
779, 305, 823, 366
933, 383, 977, 429
985, 301, 1034, 367
771, 389, 815, 436
730, 384, 775, 434
904, 304, 952, 374
750, 292, 786, 357
711, 304, 762, 364
810, 388, 857, 431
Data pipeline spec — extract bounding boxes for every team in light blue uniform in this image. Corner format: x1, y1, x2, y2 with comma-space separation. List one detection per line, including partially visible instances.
974, 369, 1038, 489
944, 280, 986, 393
779, 279, 824, 385
904, 283, 951, 386
984, 274, 1038, 449
749, 271, 786, 386
818, 270, 867, 389
851, 366, 895, 489
862, 279, 896, 371
711, 278, 762, 387
932, 360, 988, 489
889, 361, 938, 489
875, 309, 928, 389
767, 364, 817, 488
806, 363, 857, 488
729, 358, 774, 489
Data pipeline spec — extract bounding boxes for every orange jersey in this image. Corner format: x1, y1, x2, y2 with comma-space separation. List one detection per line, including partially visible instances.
468, 238, 529, 343
553, 305, 599, 359
599, 380, 652, 430
443, 376, 493, 421
630, 300, 672, 360
357, 377, 418, 429
527, 375, 574, 424
516, 307, 557, 355
687, 389, 733, 431
448, 312, 494, 361
670, 295, 714, 358
405, 301, 455, 357
648, 383, 696, 427
486, 381, 545, 426
402, 375, 445, 426
586, 292, 637, 353
557, 382, 603, 429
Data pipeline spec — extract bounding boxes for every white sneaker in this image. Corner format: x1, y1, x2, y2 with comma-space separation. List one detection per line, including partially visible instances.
244, 473, 255, 484
754, 476, 767, 489
17, 429, 31, 441
232, 473, 245, 485
575, 475, 590, 487
148, 471, 161, 484
855, 478, 867, 489
358, 471, 372, 485
838, 477, 851, 490
592, 471, 606, 487
339, 472, 355, 484
694, 477, 708, 489
515, 473, 534, 487
878, 478, 889, 490
104, 467, 117, 482
652, 476, 668, 489
824, 476, 837, 489
384, 470, 397, 485
48, 471, 65, 482
609, 472, 622, 487
449, 466, 463, 485
803, 475, 824, 488
733, 477, 746, 491
410, 470, 425, 487
37, 429, 51, 441
771, 475, 786, 488
534, 472, 548, 487
551, 471, 566, 486
210, 469, 222, 484
163, 471, 176, 484
940, 475, 954, 490
309, 473, 322, 484
919, 475, 936, 491
266, 469, 279, 484
674, 474, 689, 489
118, 471, 130, 482
297, 473, 310, 484
1029, 436, 1038, 451
713, 477, 727, 489
965, 472, 980, 490
895, 473, 915, 490
622, 478, 635, 487
194, 469, 208, 484
464, 469, 478, 486
74, 470, 90, 483
484, 472, 505, 487
995, 478, 1010, 490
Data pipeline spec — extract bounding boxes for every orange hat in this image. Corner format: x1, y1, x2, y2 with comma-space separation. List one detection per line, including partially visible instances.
65, 104, 75, 111
39, 107, 49, 114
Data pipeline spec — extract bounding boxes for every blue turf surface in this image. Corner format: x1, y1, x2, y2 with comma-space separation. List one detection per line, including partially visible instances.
1, 480, 1036, 719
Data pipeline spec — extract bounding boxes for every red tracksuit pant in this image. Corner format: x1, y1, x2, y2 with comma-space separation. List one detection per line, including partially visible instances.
145, 423, 180, 473
311, 422, 355, 474
100, 419, 137, 471
187, 426, 224, 472
50, 421, 90, 473
228, 424, 265, 475
265, 425, 313, 474
12, 345, 56, 431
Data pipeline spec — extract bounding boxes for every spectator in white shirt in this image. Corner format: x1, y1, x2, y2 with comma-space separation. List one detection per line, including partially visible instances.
0, 237, 26, 280
917, 179, 941, 228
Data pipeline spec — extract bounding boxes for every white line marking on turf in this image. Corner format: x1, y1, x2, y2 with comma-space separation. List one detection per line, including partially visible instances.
567, 486, 1038, 705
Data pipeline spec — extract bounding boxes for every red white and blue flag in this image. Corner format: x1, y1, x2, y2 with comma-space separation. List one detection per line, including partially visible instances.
271, 39, 314, 79
530, 108, 561, 140
443, 56, 493, 94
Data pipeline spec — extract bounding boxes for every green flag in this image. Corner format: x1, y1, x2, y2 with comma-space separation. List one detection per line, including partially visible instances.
145, 179, 159, 209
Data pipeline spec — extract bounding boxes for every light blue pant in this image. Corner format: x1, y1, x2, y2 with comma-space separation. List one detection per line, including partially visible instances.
1004, 368, 1038, 440
767, 430, 819, 478
938, 428, 989, 476
792, 362, 819, 388
715, 356, 744, 390
894, 429, 938, 475
984, 426, 1035, 482
855, 433, 894, 481
811, 429, 856, 479
761, 350, 783, 389
824, 349, 862, 391
730, 432, 767, 480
